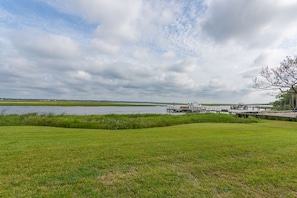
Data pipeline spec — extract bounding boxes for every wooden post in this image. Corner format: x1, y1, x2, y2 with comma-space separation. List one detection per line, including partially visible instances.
295, 94, 297, 110
292, 94, 295, 109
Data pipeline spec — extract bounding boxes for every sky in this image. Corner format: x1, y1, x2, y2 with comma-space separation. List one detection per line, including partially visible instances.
1, 0, 297, 103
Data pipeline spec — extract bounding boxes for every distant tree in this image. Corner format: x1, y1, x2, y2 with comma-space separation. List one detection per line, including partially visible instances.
254, 56, 297, 94
273, 92, 291, 110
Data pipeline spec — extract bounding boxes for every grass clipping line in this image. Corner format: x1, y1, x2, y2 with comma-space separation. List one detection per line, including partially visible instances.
0, 113, 258, 129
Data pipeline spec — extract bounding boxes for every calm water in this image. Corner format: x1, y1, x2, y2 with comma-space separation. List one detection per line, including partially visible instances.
0, 105, 267, 115
0, 106, 167, 115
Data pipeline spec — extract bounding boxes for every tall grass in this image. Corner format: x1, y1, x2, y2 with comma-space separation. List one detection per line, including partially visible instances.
0, 113, 258, 129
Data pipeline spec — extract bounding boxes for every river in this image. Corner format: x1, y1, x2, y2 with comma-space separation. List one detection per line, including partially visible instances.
0, 105, 268, 115
0, 106, 167, 115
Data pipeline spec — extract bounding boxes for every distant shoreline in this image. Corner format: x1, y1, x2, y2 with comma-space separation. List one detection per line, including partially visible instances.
0, 100, 160, 107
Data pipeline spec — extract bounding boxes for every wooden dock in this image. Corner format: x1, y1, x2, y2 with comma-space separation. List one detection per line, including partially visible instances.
166, 104, 274, 115
236, 111, 297, 121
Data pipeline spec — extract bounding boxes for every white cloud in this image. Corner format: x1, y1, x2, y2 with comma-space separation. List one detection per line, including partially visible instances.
72, 70, 92, 80
162, 51, 176, 59
50, 0, 143, 43
2, 0, 297, 103
11, 28, 81, 59
91, 39, 120, 54
132, 48, 150, 60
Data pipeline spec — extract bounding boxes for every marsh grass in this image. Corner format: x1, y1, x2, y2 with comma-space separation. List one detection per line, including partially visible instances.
0, 113, 258, 129
1, 121, 297, 197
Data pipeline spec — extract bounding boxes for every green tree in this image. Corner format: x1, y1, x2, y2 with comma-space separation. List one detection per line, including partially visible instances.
273, 93, 291, 110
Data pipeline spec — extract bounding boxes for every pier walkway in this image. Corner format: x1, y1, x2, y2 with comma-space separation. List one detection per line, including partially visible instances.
236, 111, 297, 121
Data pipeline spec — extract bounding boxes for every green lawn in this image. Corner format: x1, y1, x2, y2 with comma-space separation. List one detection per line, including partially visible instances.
1, 121, 297, 197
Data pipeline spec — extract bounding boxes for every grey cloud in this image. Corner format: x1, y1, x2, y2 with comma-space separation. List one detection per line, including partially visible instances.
195, 83, 252, 103
239, 68, 260, 79
202, 0, 297, 47
0, 57, 39, 80
0, 75, 65, 99
0, 34, 271, 103
253, 54, 269, 66
101, 62, 153, 80
61, 61, 200, 99
102, 67, 129, 80
164, 58, 197, 73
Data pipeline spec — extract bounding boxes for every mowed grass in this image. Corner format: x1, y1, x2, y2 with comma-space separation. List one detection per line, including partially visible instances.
1, 121, 297, 197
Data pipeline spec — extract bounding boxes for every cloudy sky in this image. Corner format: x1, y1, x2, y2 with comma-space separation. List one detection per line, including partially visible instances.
1, 0, 297, 103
